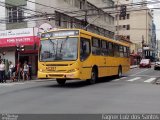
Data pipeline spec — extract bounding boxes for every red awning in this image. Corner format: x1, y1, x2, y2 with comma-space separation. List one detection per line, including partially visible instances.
130, 54, 141, 57
0, 36, 40, 47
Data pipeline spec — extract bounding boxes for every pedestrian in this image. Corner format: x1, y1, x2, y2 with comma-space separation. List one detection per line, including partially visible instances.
8, 61, 14, 80
0, 60, 6, 83
28, 62, 32, 80
23, 61, 29, 80
16, 61, 21, 81
0, 60, 3, 83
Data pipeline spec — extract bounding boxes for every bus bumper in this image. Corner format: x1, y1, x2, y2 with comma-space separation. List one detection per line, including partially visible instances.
37, 71, 80, 79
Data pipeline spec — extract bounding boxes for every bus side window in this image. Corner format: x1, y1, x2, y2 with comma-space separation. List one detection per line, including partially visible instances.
108, 42, 114, 56
124, 46, 127, 57
80, 38, 91, 61
127, 47, 130, 57
119, 46, 124, 57
92, 37, 101, 55
114, 44, 120, 57
101, 40, 108, 56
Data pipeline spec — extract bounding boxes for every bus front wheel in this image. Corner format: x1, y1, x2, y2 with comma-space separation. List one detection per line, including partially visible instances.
56, 79, 66, 85
87, 68, 97, 84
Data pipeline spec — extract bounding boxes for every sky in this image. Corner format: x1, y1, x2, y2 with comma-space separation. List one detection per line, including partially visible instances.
148, 1, 160, 40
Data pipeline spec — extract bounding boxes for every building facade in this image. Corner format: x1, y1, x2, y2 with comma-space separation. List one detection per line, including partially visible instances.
0, 0, 115, 75
114, 0, 155, 62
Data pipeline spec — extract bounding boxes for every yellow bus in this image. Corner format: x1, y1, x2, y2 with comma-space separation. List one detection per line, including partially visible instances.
38, 29, 130, 85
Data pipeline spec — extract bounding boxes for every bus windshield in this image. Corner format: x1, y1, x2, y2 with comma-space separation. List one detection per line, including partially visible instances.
40, 37, 78, 61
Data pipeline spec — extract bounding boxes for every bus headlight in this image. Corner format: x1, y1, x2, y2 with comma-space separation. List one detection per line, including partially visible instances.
39, 69, 43, 72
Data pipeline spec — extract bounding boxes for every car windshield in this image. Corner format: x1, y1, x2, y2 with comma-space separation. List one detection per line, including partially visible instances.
40, 37, 78, 61
140, 59, 149, 64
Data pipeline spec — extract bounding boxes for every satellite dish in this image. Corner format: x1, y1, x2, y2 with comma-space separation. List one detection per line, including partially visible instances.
38, 23, 53, 33
37, 23, 53, 37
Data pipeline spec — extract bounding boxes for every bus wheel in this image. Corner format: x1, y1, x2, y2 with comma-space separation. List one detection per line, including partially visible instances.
117, 67, 122, 78
87, 68, 97, 84
56, 79, 66, 85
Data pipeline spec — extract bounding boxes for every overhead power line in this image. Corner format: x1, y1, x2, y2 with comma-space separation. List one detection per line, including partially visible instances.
25, 0, 160, 14
0, 1, 45, 14
0, 0, 159, 26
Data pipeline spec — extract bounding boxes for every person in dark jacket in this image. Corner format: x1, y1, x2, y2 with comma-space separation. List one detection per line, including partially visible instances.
28, 62, 32, 80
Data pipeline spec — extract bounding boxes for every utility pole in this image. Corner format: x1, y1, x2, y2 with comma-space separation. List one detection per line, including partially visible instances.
142, 35, 144, 59
157, 40, 159, 60
116, 0, 119, 36
16, 45, 25, 81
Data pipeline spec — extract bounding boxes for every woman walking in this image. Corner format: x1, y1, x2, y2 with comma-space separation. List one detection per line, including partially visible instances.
0, 60, 5, 83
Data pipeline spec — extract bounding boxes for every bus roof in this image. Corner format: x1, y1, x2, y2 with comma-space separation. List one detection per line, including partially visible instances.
42, 28, 130, 47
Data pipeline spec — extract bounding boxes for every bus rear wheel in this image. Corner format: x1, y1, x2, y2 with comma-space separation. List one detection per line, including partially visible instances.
117, 66, 122, 78
87, 68, 97, 84
56, 79, 66, 85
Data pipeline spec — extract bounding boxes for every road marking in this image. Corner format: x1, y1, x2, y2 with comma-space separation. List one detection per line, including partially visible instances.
0, 83, 14, 86
129, 75, 160, 78
0, 82, 25, 87
113, 79, 121, 82
130, 69, 149, 76
113, 77, 127, 82
144, 78, 156, 83
127, 77, 141, 82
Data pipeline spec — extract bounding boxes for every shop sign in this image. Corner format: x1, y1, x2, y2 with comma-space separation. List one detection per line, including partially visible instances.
0, 28, 39, 47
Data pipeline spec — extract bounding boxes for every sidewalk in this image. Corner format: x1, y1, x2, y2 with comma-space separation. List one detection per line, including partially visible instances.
4, 76, 54, 83
130, 65, 138, 69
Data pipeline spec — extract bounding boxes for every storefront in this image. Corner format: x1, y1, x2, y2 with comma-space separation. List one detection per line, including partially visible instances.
0, 28, 39, 75
130, 54, 141, 65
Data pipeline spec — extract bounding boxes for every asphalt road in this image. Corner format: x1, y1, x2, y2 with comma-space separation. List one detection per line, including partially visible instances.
0, 67, 160, 114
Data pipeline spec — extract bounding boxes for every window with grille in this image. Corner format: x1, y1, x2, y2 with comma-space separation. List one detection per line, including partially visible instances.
7, 6, 24, 23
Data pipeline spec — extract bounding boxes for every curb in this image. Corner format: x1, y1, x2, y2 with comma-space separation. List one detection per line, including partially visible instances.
130, 65, 138, 69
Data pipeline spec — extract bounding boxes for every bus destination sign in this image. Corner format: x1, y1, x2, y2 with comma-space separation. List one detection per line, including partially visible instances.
41, 30, 79, 38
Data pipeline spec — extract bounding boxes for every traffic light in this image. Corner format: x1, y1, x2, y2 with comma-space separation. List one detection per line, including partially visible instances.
120, 5, 127, 17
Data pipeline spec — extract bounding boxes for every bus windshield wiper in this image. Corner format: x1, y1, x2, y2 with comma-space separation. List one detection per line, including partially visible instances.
49, 38, 56, 54
59, 36, 69, 53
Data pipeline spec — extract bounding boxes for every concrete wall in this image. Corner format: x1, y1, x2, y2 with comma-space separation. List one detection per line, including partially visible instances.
87, 0, 115, 32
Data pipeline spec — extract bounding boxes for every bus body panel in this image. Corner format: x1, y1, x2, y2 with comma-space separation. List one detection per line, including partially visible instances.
38, 29, 130, 81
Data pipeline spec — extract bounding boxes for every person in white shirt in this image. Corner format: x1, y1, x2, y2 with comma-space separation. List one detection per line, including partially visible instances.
8, 61, 14, 80
0, 60, 5, 83
23, 61, 29, 80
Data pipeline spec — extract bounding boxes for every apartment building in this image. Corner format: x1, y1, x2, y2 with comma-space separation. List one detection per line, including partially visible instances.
114, 0, 155, 61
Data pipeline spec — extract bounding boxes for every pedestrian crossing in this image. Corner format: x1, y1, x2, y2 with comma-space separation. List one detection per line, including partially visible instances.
116, 76, 157, 84
127, 77, 141, 82
144, 78, 156, 83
